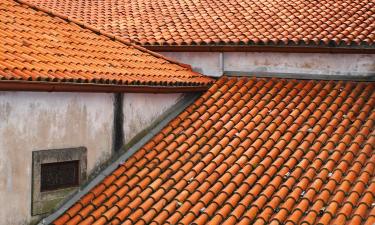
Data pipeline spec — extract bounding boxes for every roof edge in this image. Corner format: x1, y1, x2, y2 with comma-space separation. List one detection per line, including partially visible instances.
14, 0, 199, 71
0, 80, 211, 93
37, 93, 201, 225
145, 45, 375, 54
224, 71, 375, 82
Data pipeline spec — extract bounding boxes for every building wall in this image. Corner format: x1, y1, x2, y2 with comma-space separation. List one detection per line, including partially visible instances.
161, 52, 375, 77
122, 93, 183, 145
0, 92, 114, 225
161, 52, 223, 76
0, 91, 186, 224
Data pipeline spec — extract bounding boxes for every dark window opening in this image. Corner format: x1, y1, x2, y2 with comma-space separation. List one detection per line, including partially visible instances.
40, 160, 80, 192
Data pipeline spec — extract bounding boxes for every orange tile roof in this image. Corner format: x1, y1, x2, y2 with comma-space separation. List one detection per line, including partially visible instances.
51, 76, 375, 225
21, 0, 375, 48
0, 0, 213, 89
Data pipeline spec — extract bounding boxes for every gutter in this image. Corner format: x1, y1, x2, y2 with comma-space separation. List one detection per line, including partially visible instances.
145, 45, 375, 54
38, 93, 201, 225
0, 81, 210, 93
224, 71, 375, 81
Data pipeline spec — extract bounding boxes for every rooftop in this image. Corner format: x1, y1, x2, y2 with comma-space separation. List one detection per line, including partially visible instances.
51, 76, 375, 225
0, 0, 213, 92
21, 0, 375, 49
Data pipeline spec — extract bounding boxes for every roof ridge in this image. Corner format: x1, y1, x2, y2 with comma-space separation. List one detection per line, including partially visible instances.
14, 0, 198, 72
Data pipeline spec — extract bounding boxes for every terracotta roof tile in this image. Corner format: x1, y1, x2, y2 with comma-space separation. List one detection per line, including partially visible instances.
52, 76, 374, 225
21, 0, 375, 47
0, 0, 213, 89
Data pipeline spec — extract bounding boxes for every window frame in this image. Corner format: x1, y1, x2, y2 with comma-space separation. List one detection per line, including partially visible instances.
31, 147, 87, 215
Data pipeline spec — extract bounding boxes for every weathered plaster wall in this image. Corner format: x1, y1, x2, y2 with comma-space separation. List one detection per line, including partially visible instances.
122, 93, 183, 145
0, 92, 114, 225
159, 52, 375, 77
0, 91, 187, 224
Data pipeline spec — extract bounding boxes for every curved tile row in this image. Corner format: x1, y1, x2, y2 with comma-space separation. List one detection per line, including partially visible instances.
23, 0, 375, 47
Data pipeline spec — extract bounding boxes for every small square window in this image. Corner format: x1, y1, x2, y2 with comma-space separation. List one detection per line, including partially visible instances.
40, 160, 80, 192
32, 147, 87, 215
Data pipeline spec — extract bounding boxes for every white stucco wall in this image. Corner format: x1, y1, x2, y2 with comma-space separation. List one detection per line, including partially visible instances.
0, 92, 114, 225
161, 52, 223, 76
122, 93, 183, 144
159, 52, 375, 77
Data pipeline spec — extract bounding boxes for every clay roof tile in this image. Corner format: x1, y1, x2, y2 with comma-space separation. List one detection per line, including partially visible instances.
0, 0, 213, 90
21, 0, 375, 48
51, 76, 374, 225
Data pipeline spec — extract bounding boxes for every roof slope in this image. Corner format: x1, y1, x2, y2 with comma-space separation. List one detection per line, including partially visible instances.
52, 76, 374, 225
0, 0, 213, 89
22, 0, 375, 48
